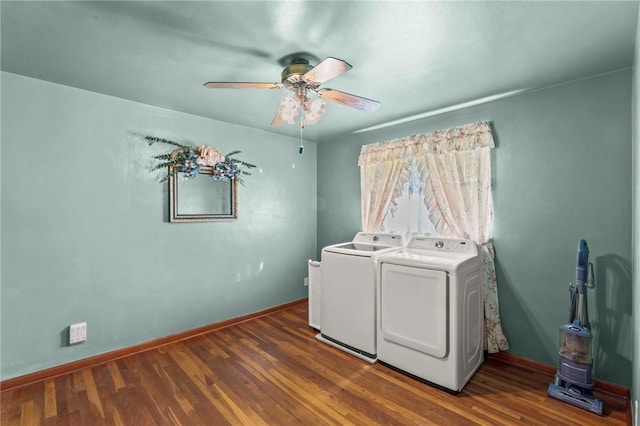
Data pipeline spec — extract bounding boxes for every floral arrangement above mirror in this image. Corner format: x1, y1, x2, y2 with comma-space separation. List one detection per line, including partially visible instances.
144, 136, 256, 185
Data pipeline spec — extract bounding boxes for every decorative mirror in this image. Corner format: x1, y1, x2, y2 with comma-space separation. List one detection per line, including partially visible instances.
169, 166, 238, 222
141, 135, 255, 223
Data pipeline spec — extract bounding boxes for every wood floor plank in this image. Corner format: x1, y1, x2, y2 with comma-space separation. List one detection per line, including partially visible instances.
18, 400, 35, 426
106, 361, 126, 392
52, 376, 69, 425
1, 303, 630, 425
42, 380, 56, 420
81, 369, 105, 420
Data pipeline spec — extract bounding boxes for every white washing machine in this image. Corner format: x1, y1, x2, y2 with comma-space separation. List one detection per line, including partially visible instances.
376, 236, 484, 392
318, 232, 404, 362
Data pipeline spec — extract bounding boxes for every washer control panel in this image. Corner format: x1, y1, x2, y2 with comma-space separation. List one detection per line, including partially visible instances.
408, 237, 478, 254
353, 232, 404, 247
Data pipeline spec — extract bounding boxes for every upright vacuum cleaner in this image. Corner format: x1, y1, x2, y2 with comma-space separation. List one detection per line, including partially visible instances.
547, 239, 603, 415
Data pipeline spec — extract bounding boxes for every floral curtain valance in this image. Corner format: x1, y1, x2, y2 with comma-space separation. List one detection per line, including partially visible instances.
358, 121, 494, 167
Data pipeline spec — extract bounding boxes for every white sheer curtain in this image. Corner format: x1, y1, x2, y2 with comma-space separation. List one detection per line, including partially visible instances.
358, 142, 412, 232
358, 121, 509, 353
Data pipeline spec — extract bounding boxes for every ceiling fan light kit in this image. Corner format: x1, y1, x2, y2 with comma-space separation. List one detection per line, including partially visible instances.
278, 95, 301, 125
204, 54, 380, 129
303, 98, 326, 125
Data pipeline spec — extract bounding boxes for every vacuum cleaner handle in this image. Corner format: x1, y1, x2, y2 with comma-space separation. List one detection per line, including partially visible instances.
576, 239, 589, 288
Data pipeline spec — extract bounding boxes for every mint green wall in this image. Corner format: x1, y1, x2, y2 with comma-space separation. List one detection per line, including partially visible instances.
318, 69, 632, 387
0, 72, 317, 380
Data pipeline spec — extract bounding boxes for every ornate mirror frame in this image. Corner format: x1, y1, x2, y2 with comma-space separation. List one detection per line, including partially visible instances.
168, 166, 238, 222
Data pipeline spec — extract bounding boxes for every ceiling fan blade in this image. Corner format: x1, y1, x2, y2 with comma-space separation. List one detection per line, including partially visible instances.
317, 88, 380, 112
204, 82, 282, 89
271, 110, 287, 126
303, 57, 352, 85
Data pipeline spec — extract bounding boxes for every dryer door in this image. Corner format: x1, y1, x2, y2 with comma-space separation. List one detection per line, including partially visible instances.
380, 264, 448, 358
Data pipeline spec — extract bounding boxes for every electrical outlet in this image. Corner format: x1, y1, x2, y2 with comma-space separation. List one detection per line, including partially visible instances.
304, 277, 309, 287
69, 322, 87, 344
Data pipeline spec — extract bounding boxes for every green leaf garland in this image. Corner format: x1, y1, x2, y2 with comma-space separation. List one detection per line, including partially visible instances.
145, 136, 256, 185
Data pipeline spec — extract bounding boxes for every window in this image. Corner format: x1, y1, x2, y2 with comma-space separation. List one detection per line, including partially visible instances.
382, 160, 439, 239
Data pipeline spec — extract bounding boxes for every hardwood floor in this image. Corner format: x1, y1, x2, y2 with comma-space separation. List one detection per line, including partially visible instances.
1, 303, 630, 425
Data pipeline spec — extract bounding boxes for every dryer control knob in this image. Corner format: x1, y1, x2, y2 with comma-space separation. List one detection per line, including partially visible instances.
435, 240, 444, 248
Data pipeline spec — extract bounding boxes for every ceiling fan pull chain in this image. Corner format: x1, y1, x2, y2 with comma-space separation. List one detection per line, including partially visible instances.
299, 121, 305, 154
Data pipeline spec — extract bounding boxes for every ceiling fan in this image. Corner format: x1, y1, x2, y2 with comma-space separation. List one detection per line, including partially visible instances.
204, 53, 380, 127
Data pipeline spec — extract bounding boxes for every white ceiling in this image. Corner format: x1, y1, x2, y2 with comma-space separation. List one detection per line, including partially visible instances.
2, 1, 638, 142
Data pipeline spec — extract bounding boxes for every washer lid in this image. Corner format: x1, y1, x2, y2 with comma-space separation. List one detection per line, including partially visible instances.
323, 242, 401, 257
332, 242, 392, 252
322, 232, 405, 257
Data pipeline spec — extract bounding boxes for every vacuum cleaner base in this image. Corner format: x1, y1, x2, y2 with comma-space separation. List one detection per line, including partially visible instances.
548, 383, 603, 415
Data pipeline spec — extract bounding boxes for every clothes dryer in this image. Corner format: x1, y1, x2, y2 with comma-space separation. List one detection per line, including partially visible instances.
318, 232, 404, 362
376, 236, 483, 392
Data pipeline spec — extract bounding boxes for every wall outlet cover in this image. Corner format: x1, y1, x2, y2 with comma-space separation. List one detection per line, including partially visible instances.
69, 322, 87, 344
